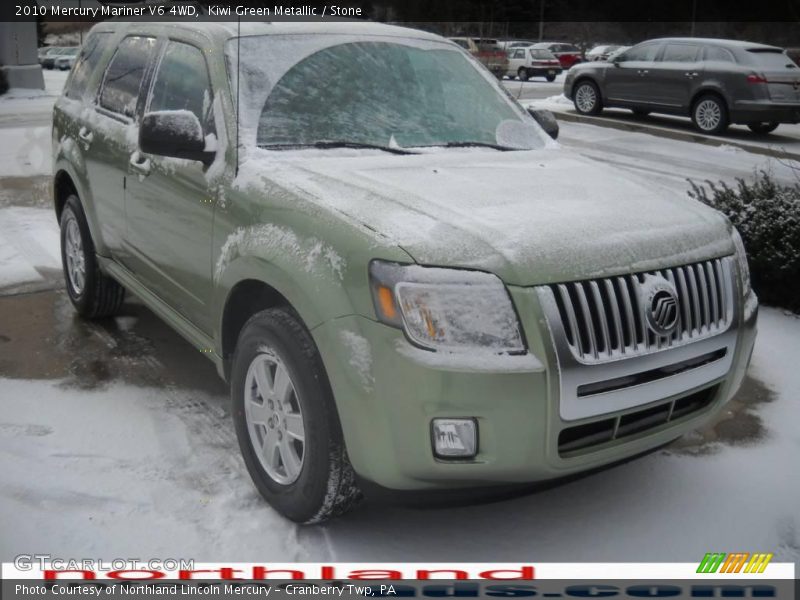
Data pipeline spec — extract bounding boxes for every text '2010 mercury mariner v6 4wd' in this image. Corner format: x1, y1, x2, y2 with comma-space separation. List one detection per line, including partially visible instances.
52, 21, 758, 523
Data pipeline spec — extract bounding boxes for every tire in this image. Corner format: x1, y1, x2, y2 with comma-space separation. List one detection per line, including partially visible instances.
231, 307, 361, 523
573, 80, 603, 115
517, 67, 529, 82
60, 195, 125, 318
632, 108, 650, 116
747, 122, 779, 134
691, 94, 729, 135
545, 74, 557, 82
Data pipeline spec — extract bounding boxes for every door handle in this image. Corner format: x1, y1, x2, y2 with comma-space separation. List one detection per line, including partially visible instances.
78, 127, 93, 146
685, 72, 699, 77
638, 69, 649, 76
129, 151, 151, 177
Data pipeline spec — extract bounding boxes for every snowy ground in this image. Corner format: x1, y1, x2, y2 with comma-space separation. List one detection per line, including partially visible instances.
1, 68, 799, 566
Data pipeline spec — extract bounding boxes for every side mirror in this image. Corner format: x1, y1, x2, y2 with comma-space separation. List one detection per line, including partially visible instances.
139, 111, 214, 164
527, 108, 559, 140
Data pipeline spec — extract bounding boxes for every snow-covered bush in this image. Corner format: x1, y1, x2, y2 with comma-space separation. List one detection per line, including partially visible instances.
689, 171, 800, 313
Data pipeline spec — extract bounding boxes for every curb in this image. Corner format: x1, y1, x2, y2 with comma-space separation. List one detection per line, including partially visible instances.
549, 108, 800, 162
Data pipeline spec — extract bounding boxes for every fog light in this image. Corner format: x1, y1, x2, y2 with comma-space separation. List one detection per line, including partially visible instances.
432, 418, 477, 459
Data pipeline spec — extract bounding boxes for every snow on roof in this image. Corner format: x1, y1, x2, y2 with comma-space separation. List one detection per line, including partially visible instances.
90, 19, 445, 45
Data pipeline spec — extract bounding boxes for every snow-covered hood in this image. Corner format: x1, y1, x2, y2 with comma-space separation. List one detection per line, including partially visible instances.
258, 148, 734, 286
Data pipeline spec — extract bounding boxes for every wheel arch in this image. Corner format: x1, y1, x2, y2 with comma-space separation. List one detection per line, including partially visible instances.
54, 169, 78, 222
571, 75, 601, 100
219, 278, 293, 380
690, 87, 729, 113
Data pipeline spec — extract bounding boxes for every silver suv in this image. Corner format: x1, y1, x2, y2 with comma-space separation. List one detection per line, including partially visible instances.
564, 37, 800, 134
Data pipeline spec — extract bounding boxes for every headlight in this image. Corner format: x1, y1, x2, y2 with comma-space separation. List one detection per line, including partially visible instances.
369, 261, 525, 353
731, 228, 751, 294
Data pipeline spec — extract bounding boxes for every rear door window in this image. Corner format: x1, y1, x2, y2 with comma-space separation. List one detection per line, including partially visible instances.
660, 44, 701, 62
65, 32, 111, 101
99, 36, 158, 118
147, 41, 213, 130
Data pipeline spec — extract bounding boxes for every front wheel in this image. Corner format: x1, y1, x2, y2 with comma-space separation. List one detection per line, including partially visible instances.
60, 195, 125, 318
517, 67, 529, 82
231, 307, 361, 523
545, 74, 557, 82
691, 94, 729, 135
747, 122, 779, 134
573, 80, 603, 115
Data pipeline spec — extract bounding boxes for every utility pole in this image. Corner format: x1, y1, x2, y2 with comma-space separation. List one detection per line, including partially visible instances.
538, 0, 545, 41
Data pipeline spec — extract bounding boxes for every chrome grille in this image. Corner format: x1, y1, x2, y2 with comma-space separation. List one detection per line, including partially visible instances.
549, 257, 734, 363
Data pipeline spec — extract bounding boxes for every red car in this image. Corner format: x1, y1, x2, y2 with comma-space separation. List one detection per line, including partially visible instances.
531, 42, 584, 69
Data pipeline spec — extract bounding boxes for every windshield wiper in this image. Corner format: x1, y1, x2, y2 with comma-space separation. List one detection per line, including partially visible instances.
259, 141, 415, 155
431, 141, 517, 151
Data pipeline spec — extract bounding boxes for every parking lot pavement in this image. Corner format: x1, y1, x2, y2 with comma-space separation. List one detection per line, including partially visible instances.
502, 72, 567, 100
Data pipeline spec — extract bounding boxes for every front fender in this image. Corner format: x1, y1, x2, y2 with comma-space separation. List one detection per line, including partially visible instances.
213, 251, 348, 344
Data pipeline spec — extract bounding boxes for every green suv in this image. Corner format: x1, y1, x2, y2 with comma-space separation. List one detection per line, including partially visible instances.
52, 21, 758, 523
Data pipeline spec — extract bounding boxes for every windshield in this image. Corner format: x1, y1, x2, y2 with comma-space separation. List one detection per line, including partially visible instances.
228, 36, 546, 152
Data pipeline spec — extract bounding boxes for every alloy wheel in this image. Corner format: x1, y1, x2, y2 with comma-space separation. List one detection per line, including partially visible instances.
244, 350, 306, 485
694, 99, 722, 132
575, 84, 597, 113
64, 213, 85, 295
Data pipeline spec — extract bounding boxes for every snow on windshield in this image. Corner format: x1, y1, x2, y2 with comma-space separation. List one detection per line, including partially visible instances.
225, 34, 546, 155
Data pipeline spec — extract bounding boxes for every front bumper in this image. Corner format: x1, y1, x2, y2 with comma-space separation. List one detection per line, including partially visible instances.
312, 278, 757, 491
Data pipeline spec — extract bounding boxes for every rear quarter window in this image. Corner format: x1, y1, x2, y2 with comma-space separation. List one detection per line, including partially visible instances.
65, 32, 111, 101
704, 46, 736, 63
99, 36, 158, 118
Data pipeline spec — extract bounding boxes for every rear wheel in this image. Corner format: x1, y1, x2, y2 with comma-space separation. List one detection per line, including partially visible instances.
691, 94, 729, 135
747, 122, 779, 134
60, 195, 125, 318
231, 308, 361, 523
545, 74, 557, 82
573, 80, 602, 115
517, 67, 529, 82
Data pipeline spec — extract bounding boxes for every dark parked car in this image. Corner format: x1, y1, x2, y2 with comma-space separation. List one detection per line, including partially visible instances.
42, 47, 77, 70
531, 42, 584, 70
564, 37, 800, 134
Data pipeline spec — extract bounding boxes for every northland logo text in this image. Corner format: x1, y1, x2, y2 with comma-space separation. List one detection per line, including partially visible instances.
37, 565, 536, 581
